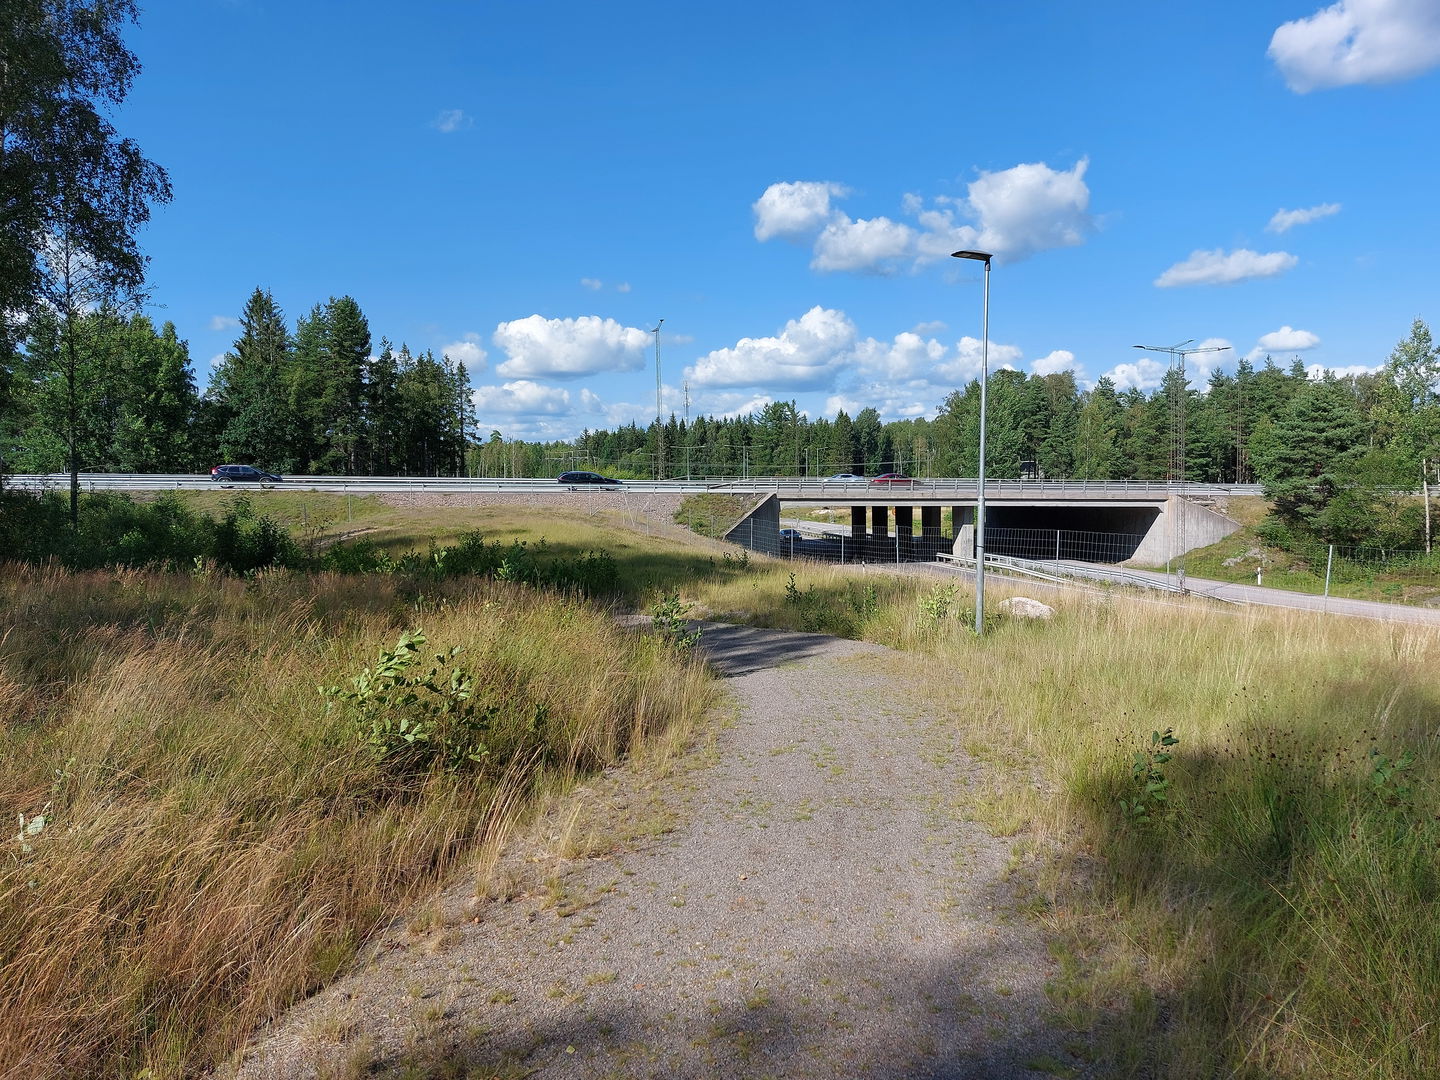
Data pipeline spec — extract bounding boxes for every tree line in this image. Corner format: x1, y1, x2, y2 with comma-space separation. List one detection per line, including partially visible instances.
501, 316, 1434, 486
3, 288, 474, 478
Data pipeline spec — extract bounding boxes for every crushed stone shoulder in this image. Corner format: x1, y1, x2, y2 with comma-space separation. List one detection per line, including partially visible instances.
222, 623, 1086, 1079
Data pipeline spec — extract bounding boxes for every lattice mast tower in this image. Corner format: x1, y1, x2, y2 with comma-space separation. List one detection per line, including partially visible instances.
1132, 339, 1231, 592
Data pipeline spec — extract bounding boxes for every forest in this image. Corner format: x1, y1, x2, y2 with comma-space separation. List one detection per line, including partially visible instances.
2, 288, 472, 480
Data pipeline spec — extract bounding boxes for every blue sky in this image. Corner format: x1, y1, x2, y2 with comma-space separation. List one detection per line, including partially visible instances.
122, 0, 1440, 440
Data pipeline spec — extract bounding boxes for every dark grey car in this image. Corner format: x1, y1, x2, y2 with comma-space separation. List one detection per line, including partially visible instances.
210, 464, 283, 484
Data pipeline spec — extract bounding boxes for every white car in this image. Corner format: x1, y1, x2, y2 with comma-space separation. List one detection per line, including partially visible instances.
822, 473, 866, 483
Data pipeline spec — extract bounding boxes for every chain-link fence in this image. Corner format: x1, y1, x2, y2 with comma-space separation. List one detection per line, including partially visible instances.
1285, 542, 1440, 593
680, 503, 1149, 567
981, 527, 1148, 563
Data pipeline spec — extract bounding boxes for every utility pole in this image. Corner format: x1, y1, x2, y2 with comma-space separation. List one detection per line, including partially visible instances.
1133, 338, 1231, 593
650, 319, 664, 480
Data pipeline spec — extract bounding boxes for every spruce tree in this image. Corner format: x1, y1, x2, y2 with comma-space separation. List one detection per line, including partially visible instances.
209, 289, 294, 471
1250, 375, 1366, 534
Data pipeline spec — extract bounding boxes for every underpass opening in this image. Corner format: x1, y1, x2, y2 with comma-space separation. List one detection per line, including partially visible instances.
981, 505, 1160, 563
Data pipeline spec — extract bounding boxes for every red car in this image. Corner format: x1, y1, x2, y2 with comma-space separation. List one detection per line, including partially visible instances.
870, 472, 915, 484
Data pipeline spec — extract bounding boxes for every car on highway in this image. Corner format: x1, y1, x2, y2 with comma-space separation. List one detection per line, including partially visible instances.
870, 472, 915, 484
557, 470, 621, 486
210, 464, 283, 484
822, 473, 866, 483
778, 528, 804, 542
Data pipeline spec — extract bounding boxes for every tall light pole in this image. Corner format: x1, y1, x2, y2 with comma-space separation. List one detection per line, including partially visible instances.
650, 319, 664, 480
952, 249, 992, 636
1133, 338, 1231, 593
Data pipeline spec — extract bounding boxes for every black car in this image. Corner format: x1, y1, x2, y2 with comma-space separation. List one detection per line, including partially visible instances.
210, 464, 283, 484
557, 471, 621, 486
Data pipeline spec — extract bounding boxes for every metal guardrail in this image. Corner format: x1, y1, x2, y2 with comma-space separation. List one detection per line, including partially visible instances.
3, 473, 1267, 499
937, 551, 1196, 597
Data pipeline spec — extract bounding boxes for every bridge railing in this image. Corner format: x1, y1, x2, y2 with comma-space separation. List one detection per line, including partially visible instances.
703, 477, 1264, 497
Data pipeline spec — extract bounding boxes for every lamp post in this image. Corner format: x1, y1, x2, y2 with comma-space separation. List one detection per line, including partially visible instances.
952, 249, 992, 635
650, 319, 664, 480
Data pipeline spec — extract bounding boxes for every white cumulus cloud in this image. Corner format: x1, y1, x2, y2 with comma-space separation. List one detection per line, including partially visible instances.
209, 315, 239, 332
1104, 358, 1169, 392
686, 306, 857, 389
1269, 0, 1440, 91
470, 380, 571, 416
442, 332, 487, 370
1267, 202, 1342, 232
936, 337, 1024, 383
811, 216, 917, 273
753, 159, 1092, 274
1258, 325, 1321, 351
580, 278, 602, 290
752, 181, 849, 241
852, 331, 949, 381
1031, 350, 1077, 376
1155, 248, 1298, 287
968, 159, 1093, 262
493, 315, 649, 379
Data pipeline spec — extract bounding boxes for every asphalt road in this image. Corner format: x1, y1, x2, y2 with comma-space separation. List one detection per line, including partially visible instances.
1104, 565, 1440, 625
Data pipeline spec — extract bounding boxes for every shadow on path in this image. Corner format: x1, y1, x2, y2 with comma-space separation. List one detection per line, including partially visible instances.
693, 620, 882, 678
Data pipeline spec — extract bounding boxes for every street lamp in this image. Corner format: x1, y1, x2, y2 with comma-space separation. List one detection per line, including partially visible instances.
952, 249, 992, 636
650, 319, 664, 480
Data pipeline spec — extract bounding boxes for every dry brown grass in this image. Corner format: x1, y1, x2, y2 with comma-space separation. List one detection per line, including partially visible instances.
0, 564, 714, 1079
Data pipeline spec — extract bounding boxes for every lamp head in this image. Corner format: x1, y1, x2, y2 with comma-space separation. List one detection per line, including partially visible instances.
951, 250, 993, 264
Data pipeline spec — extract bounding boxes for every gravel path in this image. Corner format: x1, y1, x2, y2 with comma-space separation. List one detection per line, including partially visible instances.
224, 624, 1081, 1079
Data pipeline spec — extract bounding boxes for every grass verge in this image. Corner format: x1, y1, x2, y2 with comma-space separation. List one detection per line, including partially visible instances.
677, 552, 1440, 1077
0, 563, 715, 1078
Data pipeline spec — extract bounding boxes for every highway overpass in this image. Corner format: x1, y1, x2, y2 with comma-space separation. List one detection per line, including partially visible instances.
6, 473, 1253, 565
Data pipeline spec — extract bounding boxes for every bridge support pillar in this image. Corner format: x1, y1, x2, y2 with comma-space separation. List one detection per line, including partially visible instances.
850, 505, 867, 539
894, 506, 914, 536
870, 505, 889, 539
921, 505, 942, 537
951, 506, 975, 558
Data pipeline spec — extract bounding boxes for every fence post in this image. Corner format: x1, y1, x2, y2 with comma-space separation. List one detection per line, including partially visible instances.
1324, 544, 1334, 600
896, 534, 900, 564
1055, 529, 1061, 561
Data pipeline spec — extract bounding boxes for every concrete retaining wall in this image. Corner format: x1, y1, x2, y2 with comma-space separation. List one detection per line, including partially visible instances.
723, 494, 780, 549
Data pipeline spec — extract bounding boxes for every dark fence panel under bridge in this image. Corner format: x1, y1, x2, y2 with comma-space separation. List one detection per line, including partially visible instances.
981, 527, 1147, 564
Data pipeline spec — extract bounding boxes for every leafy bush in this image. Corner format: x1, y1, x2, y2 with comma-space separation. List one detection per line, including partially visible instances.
322, 630, 492, 775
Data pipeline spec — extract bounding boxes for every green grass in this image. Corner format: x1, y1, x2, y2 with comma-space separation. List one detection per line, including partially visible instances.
1152, 496, 1440, 606
673, 493, 762, 539
668, 548, 1440, 1078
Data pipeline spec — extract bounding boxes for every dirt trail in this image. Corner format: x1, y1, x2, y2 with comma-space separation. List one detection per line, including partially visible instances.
224, 623, 1084, 1079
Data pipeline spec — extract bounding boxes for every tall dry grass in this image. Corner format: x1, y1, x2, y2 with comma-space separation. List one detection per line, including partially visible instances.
683, 557, 1440, 1078
0, 564, 712, 1079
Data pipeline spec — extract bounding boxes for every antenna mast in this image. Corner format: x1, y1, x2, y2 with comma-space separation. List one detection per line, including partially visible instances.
1132, 338, 1232, 593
